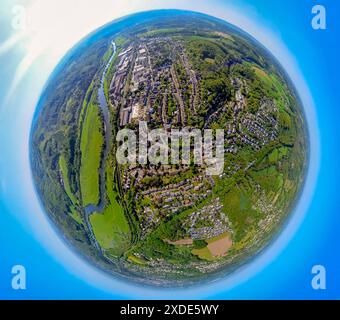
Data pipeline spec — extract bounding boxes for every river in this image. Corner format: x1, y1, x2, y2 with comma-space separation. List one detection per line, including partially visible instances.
84, 42, 116, 224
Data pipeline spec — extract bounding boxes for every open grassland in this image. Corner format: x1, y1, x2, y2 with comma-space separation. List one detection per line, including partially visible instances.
90, 157, 131, 256
80, 100, 104, 206
192, 246, 214, 261
128, 254, 147, 265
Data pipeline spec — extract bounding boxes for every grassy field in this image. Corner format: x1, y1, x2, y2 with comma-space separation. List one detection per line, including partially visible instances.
59, 154, 82, 224
192, 246, 214, 261
90, 159, 131, 256
128, 254, 147, 265
80, 100, 104, 206
219, 185, 261, 242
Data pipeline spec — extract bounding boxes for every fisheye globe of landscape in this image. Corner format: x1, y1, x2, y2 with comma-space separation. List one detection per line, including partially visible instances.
30, 10, 308, 286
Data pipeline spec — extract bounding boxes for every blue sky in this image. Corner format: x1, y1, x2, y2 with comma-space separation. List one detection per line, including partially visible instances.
0, 0, 339, 299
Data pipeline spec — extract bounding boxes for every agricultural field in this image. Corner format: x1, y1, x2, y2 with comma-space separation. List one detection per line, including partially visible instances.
80, 100, 104, 206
